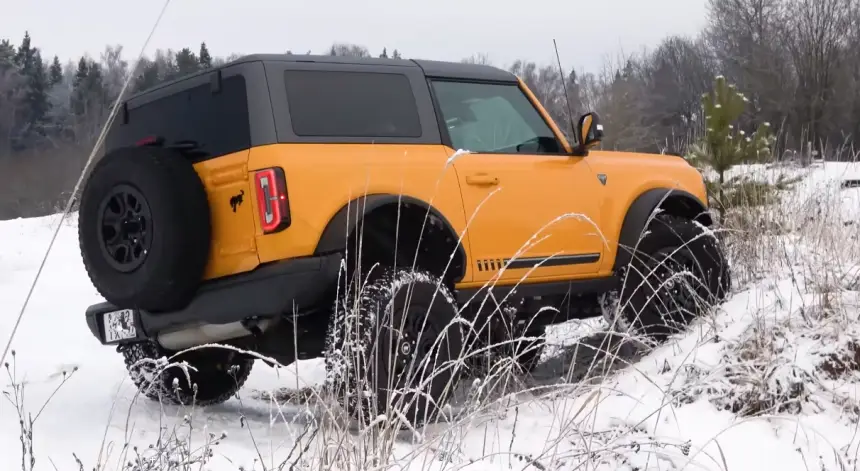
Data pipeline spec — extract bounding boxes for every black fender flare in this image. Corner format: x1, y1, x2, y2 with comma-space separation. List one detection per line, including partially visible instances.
313, 194, 467, 281
613, 188, 712, 272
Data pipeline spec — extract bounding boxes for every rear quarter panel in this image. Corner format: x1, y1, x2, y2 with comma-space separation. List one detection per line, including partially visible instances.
584, 150, 709, 273
192, 150, 260, 280
246, 143, 474, 282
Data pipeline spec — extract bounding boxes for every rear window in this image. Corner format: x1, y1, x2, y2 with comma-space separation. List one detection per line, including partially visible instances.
109, 75, 250, 158
283, 70, 422, 138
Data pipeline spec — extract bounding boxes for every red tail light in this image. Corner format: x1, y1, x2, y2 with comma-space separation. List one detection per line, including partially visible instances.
254, 167, 291, 234
136, 135, 163, 147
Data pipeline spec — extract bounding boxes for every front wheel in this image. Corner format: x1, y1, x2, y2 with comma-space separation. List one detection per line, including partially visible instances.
605, 214, 731, 341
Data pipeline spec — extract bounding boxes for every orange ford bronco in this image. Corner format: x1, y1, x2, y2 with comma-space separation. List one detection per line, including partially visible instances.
80, 54, 730, 423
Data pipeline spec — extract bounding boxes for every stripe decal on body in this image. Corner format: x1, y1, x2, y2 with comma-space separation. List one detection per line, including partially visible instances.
476, 253, 601, 272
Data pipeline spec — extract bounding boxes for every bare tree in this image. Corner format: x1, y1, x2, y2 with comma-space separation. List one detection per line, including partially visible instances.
100, 45, 129, 103
461, 53, 493, 65
641, 35, 717, 154
783, 0, 854, 156
705, 0, 793, 136
590, 55, 656, 151
328, 43, 371, 58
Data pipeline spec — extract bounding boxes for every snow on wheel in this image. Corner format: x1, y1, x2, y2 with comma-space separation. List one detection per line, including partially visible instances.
324, 268, 465, 427
121, 341, 253, 407
78, 146, 211, 312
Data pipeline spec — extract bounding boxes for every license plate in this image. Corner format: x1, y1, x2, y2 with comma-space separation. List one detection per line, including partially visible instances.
103, 309, 137, 343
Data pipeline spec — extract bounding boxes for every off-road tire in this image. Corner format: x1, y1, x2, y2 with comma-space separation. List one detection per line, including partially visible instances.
607, 214, 731, 341
78, 146, 211, 312
120, 341, 254, 406
324, 268, 465, 427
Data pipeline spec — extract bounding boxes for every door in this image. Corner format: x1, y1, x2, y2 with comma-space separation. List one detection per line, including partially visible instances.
430, 79, 604, 284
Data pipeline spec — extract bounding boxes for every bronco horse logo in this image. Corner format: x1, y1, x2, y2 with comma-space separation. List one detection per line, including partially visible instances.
229, 190, 245, 212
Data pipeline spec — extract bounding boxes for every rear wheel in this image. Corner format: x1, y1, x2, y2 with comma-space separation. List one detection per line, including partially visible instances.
605, 214, 731, 341
324, 268, 464, 427
120, 341, 253, 406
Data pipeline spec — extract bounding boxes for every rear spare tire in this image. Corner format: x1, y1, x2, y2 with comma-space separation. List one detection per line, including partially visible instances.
78, 146, 211, 312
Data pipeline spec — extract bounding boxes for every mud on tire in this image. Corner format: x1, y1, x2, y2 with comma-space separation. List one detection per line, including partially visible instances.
120, 341, 253, 407
324, 268, 465, 427
78, 146, 211, 312
606, 213, 731, 341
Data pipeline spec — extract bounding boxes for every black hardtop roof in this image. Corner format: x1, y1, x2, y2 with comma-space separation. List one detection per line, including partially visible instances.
125, 53, 517, 101
232, 53, 517, 82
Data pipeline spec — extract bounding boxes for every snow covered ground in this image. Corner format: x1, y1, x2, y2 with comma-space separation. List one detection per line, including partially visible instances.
3, 161, 860, 470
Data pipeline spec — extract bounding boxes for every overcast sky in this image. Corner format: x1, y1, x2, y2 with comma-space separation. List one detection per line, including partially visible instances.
2, 0, 709, 73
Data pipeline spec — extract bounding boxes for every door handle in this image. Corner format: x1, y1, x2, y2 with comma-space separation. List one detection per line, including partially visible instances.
465, 174, 499, 186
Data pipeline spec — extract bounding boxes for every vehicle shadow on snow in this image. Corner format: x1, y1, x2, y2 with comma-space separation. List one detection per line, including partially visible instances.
120, 330, 646, 440
112, 324, 657, 445
120, 388, 320, 436
231, 328, 648, 437
441, 329, 648, 414
531, 330, 646, 385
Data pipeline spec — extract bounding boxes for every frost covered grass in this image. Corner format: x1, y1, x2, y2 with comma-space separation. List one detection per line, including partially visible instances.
5, 158, 860, 470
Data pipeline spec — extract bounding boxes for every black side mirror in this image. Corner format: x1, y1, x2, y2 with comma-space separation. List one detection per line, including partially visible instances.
573, 112, 604, 156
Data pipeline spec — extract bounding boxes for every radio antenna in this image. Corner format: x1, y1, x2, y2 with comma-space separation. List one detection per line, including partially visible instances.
553, 39, 578, 144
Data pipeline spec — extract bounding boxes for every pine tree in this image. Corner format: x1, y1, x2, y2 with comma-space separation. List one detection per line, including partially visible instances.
379, 47, 388, 59
175, 47, 199, 77
70, 57, 90, 116
25, 50, 51, 133
0, 40, 15, 71
49, 55, 63, 86
14, 32, 32, 69
132, 59, 160, 93
686, 76, 774, 216
392, 49, 402, 59
9, 32, 51, 146
84, 60, 105, 112
199, 42, 212, 69
86, 61, 104, 91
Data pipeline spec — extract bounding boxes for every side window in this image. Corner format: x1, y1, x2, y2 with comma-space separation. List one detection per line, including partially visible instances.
111, 75, 250, 158
430, 80, 562, 154
283, 70, 422, 138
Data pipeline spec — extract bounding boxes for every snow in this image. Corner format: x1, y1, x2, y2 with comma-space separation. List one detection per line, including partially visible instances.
3, 162, 860, 470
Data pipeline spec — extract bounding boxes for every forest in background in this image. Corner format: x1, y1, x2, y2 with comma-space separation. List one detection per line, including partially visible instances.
1, 0, 858, 219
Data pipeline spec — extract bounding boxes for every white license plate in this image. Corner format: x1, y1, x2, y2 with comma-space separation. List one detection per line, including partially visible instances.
103, 309, 137, 343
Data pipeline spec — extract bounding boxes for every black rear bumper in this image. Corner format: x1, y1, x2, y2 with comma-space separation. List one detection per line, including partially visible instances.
85, 253, 342, 345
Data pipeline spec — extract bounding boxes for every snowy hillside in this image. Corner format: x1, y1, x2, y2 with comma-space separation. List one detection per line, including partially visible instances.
3, 162, 860, 470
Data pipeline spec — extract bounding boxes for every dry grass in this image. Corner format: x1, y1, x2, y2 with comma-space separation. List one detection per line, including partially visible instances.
7, 148, 860, 470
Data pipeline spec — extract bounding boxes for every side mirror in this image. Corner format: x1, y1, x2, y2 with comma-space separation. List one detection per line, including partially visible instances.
573, 112, 604, 156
